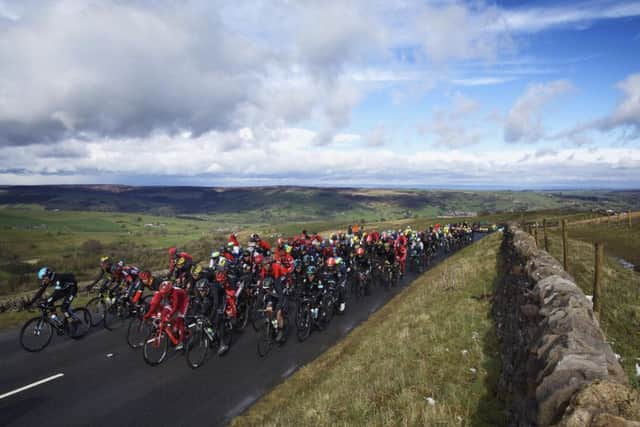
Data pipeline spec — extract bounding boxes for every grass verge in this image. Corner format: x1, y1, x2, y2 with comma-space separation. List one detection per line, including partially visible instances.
232, 233, 505, 427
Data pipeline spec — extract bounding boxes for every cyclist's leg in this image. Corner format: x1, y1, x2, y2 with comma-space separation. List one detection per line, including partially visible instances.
61, 284, 78, 320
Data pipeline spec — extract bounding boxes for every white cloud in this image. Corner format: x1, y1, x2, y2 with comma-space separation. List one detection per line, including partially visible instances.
365, 125, 388, 147
491, 1, 640, 33
451, 77, 518, 86
608, 73, 640, 131
420, 92, 485, 147
555, 72, 640, 144
504, 80, 574, 143
1, 138, 637, 188
416, 2, 512, 62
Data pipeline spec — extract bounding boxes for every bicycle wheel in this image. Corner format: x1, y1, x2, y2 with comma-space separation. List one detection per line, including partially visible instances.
20, 316, 53, 352
296, 304, 311, 342
250, 299, 265, 332
126, 317, 150, 349
257, 321, 273, 357
104, 300, 128, 331
85, 297, 105, 327
186, 328, 209, 369
322, 293, 335, 324
143, 330, 169, 366
67, 308, 91, 339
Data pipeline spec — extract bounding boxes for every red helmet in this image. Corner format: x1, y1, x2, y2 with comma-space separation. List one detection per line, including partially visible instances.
139, 270, 152, 283
356, 247, 365, 256
326, 257, 336, 267
254, 253, 264, 264
158, 280, 173, 296
168, 247, 177, 257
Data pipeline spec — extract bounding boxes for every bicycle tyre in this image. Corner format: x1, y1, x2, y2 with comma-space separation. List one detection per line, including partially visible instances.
104, 300, 127, 331
126, 317, 150, 349
85, 297, 105, 327
186, 327, 209, 369
143, 329, 169, 366
296, 303, 311, 342
20, 316, 53, 352
68, 308, 91, 339
257, 321, 273, 357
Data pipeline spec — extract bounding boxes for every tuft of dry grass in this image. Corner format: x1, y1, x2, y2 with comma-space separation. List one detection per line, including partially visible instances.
232, 233, 505, 427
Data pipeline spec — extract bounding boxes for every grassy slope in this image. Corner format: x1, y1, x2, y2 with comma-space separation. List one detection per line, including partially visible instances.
543, 230, 640, 388
564, 217, 640, 268
233, 233, 505, 427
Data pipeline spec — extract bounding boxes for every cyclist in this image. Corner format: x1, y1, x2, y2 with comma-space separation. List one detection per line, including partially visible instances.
138, 270, 162, 292
27, 267, 79, 323
87, 256, 123, 293
168, 247, 193, 279
191, 278, 216, 321
143, 281, 189, 351
173, 256, 194, 290
259, 256, 292, 341
322, 257, 346, 313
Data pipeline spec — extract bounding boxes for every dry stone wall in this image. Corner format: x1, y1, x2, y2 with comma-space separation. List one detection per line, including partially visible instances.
494, 223, 638, 426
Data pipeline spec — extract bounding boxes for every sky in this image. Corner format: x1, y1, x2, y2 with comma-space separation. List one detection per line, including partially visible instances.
0, 0, 639, 189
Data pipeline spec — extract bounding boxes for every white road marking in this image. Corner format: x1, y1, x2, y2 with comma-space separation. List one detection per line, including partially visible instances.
0, 373, 64, 400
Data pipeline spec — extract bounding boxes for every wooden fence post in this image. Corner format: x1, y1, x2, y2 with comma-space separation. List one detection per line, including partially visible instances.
562, 219, 568, 271
543, 219, 549, 251
593, 242, 604, 317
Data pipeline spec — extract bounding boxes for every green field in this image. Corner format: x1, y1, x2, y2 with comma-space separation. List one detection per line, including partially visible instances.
233, 233, 506, 426
0, 206, 235, 294
563, 217, 640, 270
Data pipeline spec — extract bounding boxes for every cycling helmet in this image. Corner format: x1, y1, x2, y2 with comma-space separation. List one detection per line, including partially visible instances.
158, 280, 173, 295
356, 247, 365, 256
306, 265, 317, 275
227, 241, 234, 248
216, 258, 228, 271
210, 250, 220, 259
139, 270, 152, 283
242, 249, 251, 257
176, 257, 186, 268
294, 259, 302, 269
254, 253, 264, 264
285, 245, 292, 254
191, 264, 202, 277
195, 279, 209, 294
37, 266, 52, 280
326, 257, 336, 267
168, 247, 177, 257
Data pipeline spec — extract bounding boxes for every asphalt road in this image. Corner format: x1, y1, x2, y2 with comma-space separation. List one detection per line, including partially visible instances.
0, 234, 485, 427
